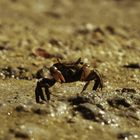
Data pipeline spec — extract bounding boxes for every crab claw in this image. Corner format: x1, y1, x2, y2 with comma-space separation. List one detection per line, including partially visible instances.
50, 66, 65, 83
80, 64, 90, 81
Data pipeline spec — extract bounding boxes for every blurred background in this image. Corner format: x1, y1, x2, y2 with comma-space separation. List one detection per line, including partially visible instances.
0, 0, 140, 140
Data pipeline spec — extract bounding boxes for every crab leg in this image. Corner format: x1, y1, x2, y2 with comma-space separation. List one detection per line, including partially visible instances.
35, 82, 46, 103
44, 86, 51, 101
35, 78, 56, 103
89, 70, 103, 91
81, 81, 90, 93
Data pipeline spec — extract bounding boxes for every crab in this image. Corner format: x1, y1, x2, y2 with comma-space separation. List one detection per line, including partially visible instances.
35, 58, 103, 103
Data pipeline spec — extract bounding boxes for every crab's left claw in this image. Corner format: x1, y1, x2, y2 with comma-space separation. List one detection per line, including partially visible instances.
50, 66, 65, 83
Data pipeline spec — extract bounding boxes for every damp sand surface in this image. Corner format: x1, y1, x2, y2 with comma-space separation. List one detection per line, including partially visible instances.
0, 0, 140, 140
